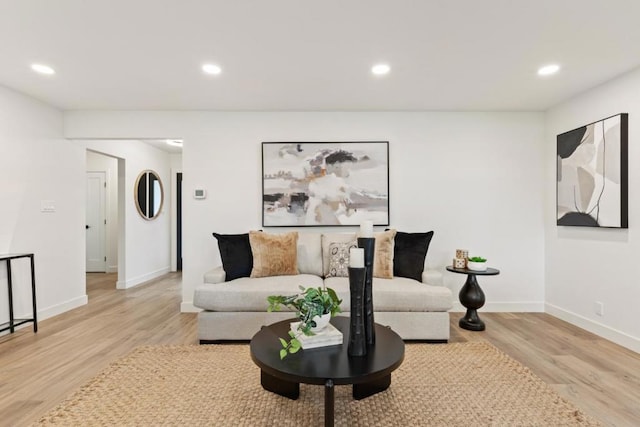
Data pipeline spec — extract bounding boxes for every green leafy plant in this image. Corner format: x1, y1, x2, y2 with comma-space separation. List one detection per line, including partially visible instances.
468, 256, 487, 263
278, 331, 302, 360
267, 286, 342, 359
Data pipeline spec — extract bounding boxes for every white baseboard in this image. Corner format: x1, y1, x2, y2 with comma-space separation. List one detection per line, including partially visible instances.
38, 295, 88, 321
450, 301, 545, 313
116, 267, 170, 289
545, 303, 640, 353
106, 265, 118, 273
180, 301, 202, 313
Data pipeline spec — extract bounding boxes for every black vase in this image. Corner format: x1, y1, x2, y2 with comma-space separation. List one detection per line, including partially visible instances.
358, 237, 376, 345
347, 267, 367, 357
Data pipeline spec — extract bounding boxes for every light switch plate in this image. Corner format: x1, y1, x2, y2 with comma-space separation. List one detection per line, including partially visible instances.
41, 200, 56, 213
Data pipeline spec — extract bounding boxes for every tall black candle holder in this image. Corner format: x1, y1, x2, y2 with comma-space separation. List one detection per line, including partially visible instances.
358, 237, 376, 345
347, 266, 367, 357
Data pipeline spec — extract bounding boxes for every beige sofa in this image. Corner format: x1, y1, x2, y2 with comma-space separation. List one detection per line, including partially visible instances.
194, 232, 453, 342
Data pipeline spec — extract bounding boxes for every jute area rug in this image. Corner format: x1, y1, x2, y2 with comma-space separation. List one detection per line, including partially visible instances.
36, 342, 600, 426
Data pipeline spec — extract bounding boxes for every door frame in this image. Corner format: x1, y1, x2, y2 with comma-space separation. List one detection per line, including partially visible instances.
177, 172, 183, 271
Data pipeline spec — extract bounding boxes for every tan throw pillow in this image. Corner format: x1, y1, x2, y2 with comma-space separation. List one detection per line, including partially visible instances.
327, 241, 358, 278
373, 229, 396, 279
249, 231, 299, 278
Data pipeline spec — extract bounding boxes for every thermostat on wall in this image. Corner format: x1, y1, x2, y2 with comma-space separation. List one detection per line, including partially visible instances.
194, 189, 206, 199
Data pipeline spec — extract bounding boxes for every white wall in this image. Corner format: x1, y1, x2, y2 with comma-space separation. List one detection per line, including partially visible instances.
0, 85, 86, 329
86, 151, 119, 273
545, 67, 640, 352
64, 111, 546, 313
76, 140, 172, 288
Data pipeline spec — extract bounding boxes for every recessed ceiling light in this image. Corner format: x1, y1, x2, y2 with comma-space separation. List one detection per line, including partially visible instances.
537, 64, 560, 76
31, 63, 55, 75
202, 64, 222, 75
166, 139, 183, 147
371, 63, 391, 76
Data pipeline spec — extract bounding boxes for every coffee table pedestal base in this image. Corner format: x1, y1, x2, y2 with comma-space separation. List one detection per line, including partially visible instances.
261, 371, 299, 399
260, 370, 391, 427
353, 374, 391, 399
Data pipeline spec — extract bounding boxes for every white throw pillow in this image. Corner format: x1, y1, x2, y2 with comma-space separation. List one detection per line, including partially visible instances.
296, 233, 323, 276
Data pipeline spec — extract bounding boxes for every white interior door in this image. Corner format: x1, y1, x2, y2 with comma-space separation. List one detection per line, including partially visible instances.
86, 171, 107, 272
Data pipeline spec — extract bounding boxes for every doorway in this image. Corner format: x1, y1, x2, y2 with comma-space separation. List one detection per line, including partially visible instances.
85, 151, 120, 279
86, 171, 106, 272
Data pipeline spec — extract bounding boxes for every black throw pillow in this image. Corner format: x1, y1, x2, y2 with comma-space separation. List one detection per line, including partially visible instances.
392, 231, 434, 281
212, 233, 253, 281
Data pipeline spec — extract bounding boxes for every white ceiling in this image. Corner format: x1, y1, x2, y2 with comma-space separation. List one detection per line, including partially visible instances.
2, 1, 640, 112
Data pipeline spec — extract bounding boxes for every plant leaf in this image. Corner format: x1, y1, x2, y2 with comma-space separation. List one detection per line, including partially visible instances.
280, 349, 287, 360
279, 338, 288, 348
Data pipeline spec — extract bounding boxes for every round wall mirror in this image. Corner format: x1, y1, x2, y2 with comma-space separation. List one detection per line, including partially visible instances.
135, 170, 164, 220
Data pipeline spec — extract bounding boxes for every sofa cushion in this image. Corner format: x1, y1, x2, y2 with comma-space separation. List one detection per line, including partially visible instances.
324, 276, 452, 312
327, 241, 357, 277
249, 231, 299, 278
374, 229, 396, 279
194, 274, 324, 311
322, 232, 357, 277
296, 232, 323, 276
212, 232, 253, 281
393, 231, 434, 281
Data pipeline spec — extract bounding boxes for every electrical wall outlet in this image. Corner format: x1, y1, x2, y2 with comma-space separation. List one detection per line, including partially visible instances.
595, 301, 604, 316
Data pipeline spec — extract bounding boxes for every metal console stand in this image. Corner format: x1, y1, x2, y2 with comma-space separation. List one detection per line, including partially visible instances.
0, 253, 38, 334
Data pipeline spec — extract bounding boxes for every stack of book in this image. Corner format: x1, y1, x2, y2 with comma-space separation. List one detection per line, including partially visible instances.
290, 322, 343, 349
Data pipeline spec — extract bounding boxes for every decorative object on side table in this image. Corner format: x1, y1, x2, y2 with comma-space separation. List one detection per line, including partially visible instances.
267, 286, 342, 359
446, 265, 500, 331
455, 249, 468, 268
466, 256, 487, 271
347, 247, 367, 357
358, 220, 376, 345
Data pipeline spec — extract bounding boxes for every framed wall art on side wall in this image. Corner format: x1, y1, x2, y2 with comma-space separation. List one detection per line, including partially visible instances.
557, 113, 628, 228
262, 141, 389, 227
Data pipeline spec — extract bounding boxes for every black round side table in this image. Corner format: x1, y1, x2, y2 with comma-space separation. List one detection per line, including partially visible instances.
446, 266, 500, 331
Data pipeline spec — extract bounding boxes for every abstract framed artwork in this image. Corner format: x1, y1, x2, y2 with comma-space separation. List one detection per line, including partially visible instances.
557, 113, 628, 228
262, 141, 389, 227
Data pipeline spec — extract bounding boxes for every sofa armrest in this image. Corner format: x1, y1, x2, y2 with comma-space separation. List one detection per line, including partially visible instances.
422, 269, 444, 286
203, 266, 226, 284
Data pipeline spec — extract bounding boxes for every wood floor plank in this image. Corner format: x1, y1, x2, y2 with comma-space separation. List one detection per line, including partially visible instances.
1, 273, 639, 426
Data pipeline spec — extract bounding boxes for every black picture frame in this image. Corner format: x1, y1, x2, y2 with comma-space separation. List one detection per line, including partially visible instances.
556, 113, 628, 228
262, 141, 390, 227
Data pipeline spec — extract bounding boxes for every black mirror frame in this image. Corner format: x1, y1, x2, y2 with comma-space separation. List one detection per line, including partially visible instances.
134, 170, 164, 221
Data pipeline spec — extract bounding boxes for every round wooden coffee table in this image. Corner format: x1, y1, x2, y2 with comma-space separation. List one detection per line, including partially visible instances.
250, 316, 404, 427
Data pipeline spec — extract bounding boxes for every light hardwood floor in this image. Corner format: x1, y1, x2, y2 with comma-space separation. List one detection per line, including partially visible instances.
1, 273, 639, 426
